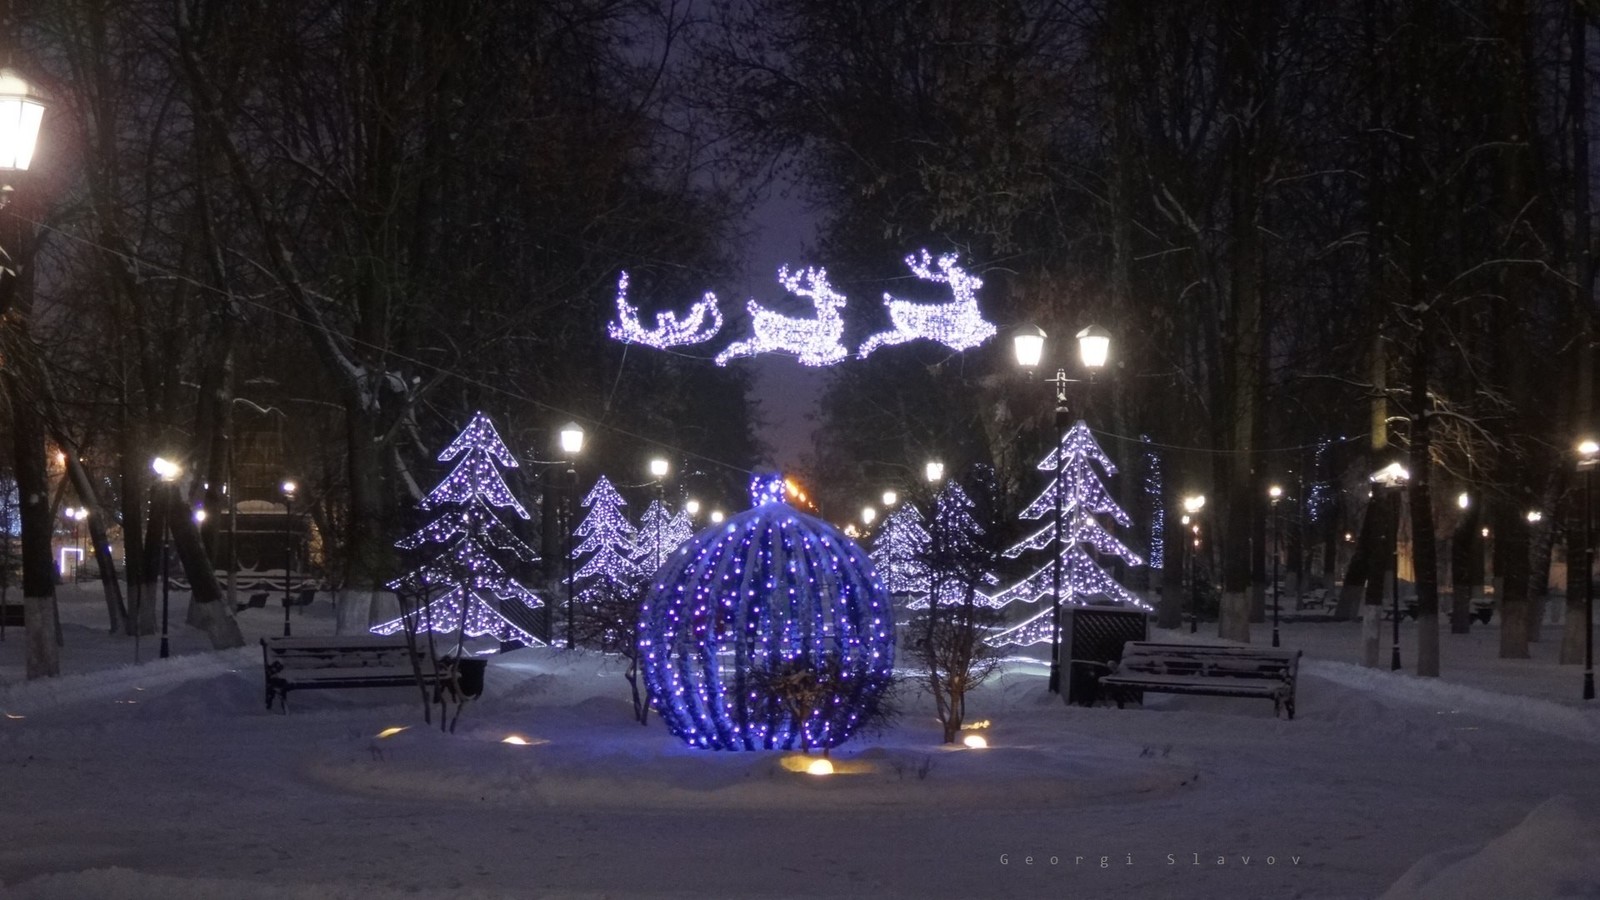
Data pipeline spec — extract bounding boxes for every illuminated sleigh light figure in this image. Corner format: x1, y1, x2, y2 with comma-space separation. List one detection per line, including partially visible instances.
606, 272, 724, 348
714, 265, 850, 367
857, 250, 997, 359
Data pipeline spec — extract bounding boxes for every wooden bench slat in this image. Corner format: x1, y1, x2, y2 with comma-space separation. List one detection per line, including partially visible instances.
1097, 641, 1301, 719
261, 636, 467, 712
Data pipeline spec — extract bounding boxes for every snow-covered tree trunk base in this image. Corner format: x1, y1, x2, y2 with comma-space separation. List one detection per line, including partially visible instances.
1362, 605, 1381, 668
1560, 596, 1587, 664
1218, 592, 1250, 643
187, 600, 245, 649
1335, 583, 1366, 621
128, 580, 159, 636
1448, 589, 1472, 634
25, 594, 61, 679
1416, 612, 1440, 677
336, 589, 378, 635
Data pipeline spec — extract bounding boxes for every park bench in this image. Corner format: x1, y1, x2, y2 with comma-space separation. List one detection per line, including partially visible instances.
1095, 641, 1302, 719
261, 635, 481, 712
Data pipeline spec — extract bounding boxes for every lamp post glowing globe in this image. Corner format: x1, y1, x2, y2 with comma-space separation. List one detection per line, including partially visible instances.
639, 473, 895, 751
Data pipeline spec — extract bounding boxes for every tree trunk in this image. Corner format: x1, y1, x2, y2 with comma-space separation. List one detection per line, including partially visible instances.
61, 449, 126, 632
1362, 492, 1397, 668
1410, 346, 1441, 677
1496, 500, 1533, 659
1339, 495, 1382, 619
1450, 501, 1480, 634
171, 482, 244, 649
10, 387, 60, 679
1562, 0, 1594, 666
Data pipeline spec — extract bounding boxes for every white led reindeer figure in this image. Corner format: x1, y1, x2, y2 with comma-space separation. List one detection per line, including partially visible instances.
607, 272, 725, 349
715, 265, 850, 367
857, 250, 997, 358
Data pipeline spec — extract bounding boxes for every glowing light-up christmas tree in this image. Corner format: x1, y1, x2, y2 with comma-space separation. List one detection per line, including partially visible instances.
907, 481, 1000, 610
373, 411, 544, 646
571, 475, 646, 617
989, 421, 1147, 647
870, 503, 931, 601
638, 473, 895, 751
633, 499, 692, 576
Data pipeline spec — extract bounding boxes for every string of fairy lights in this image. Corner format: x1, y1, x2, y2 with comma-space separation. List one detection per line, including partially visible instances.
639, 473, 896, 751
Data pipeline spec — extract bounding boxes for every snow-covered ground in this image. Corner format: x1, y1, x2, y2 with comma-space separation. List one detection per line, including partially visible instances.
1, 586, 1598, 899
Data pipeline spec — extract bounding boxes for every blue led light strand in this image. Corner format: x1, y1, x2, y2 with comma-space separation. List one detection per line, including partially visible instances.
638, 473, 895, 750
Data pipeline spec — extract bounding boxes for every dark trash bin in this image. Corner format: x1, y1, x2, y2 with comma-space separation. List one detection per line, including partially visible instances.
451, 657, 487, 698
1063, 605, 1149, 706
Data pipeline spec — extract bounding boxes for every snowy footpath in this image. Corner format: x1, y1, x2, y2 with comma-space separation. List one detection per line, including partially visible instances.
1, 589, 1598, 899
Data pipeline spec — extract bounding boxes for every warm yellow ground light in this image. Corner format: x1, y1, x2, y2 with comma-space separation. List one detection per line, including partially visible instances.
376, 726, 408, 739
962, 734, 989, 749
806, 758, 835, 776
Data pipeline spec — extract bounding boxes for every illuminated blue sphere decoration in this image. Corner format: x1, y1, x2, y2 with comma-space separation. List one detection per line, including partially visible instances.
639, 473, 896, 751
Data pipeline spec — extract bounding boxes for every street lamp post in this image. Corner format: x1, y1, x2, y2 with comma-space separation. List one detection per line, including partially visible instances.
1578, 440, 1598, 700
281, 480, 297, 637
1371, 462, 1410, 671
1269, 485, 1283, 648
151, 457, 181, 659
559, 422, 585, 648
1183, 495, 1206, 634
1013, 324, 1110, 695
924, 460, 944, 660
649, 456, 669, 572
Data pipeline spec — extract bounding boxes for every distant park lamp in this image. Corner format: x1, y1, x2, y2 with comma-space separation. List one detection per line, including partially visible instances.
882, 490, 898, 507
1369, 462, 1409, 671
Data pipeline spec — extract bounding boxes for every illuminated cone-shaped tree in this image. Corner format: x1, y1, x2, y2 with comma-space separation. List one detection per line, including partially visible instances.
632, 499, 692, 576
907, 481, 999, 610
571, 475, 645, 627
870, 503, 931, 603
989, 420, 1147, 647
666, 507, 695, 551
373, 411, 544, 647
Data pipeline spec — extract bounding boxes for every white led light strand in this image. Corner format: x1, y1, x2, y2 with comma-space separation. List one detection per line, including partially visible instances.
857, 250, 997, 358
571, 475, 646, 609
606, 272, 725, 348
714, 266, 850, 367
869, 503, 931, 598
989, 420, 1148, 647
372, 411, 544, 645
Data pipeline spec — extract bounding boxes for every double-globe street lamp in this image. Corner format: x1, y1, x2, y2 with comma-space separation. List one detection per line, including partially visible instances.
1013, 324, 1110, 695
558, 422, 585, 648
1578, 439, 1598, 701
648, 456, 670, 572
